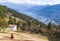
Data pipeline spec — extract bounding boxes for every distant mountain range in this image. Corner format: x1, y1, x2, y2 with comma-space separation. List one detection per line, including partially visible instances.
0, 2, 60, 25
28, 4, 60, 24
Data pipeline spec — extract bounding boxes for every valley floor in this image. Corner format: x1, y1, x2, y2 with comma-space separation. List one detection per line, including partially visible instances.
0, 32, 49, 41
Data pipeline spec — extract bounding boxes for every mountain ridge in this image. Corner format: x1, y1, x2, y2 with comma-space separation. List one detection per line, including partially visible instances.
24, 4, 60, 25
0, 2, 60, 25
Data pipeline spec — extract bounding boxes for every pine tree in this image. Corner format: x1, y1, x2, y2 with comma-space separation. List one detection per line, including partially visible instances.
47, 22, 54, 30
47, 22, 54, 34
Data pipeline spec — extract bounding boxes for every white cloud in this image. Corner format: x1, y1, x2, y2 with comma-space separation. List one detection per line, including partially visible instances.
0, 0, 60, 5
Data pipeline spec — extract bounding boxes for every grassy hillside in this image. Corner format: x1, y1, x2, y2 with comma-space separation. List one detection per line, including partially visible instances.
1, 5, 60, 39
0, 5, 46, 32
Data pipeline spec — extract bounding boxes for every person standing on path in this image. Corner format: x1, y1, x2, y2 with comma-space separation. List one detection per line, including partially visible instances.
11, 33, 14, 39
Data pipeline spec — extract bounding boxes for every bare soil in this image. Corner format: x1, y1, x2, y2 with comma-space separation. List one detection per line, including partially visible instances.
0, 32, 48, 41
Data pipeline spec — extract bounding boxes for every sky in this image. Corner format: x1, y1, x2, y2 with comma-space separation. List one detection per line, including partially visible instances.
0, 0, 60, 5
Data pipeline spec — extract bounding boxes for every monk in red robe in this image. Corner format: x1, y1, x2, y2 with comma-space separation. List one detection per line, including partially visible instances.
11, 33, 14, 39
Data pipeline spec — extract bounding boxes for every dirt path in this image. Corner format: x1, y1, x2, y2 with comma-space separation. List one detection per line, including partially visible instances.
0, 32, 49, 41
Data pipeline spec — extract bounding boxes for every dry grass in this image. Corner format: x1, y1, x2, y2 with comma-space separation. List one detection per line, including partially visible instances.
0, 32, 48, 41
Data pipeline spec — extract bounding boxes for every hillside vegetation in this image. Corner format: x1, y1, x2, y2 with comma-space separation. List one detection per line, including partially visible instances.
0, 5, 60, 39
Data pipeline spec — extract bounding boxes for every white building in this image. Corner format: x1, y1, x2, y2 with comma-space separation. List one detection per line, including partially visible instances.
9, 24, 17, 31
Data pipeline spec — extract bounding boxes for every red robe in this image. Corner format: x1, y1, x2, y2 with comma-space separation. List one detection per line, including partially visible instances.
11, 33, 14, 39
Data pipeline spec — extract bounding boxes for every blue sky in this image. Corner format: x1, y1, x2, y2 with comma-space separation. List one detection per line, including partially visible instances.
0, 0, 60, 5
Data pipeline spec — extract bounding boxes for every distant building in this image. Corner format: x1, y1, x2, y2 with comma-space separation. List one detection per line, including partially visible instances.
9, 24, 17, 31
